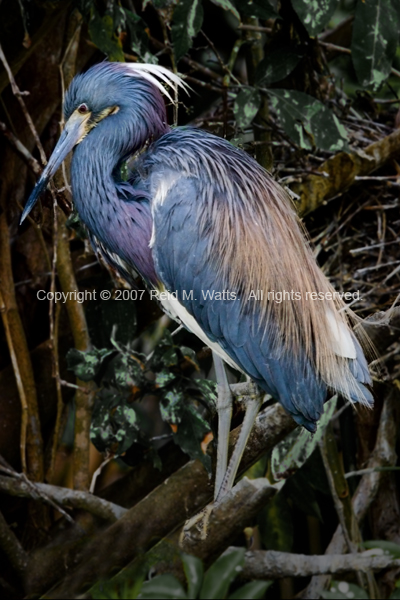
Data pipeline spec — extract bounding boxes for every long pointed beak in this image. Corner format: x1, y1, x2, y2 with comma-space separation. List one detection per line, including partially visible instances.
20, 111, 90, 224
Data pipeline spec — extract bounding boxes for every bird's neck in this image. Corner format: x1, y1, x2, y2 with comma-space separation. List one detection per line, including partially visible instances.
71, 138, 159, 286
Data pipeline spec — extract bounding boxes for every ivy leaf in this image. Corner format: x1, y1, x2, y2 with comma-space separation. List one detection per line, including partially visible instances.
234, 88, 261, 129
256, 47, 303, 85
66, 347, 114, 382
90, 389, 144, 454
155, 370, 177, 388
269, 90, 349, 152
351, 0, 400, 92
172, 0, 204, 62
291, 0, 339, 37
104, 353, 145, 391
88, 7, 125, 62
234, 0, 279, 20
160, 390, 213, 470
125, 9, 158, 64
193, 379, 217, 410
209, 0, 240, 21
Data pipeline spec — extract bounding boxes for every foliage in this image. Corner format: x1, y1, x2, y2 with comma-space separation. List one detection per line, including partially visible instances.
67, 329, 216, 470
75, 0, 400, 154
1, 0, 400, 598
91, 548, 272, 599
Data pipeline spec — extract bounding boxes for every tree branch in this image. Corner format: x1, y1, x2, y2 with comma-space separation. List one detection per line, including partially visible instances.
302, 386, 399, 598
290, 128, 400, 215
242, 549, 400, 579
0, 475, 126, 522
36, 404, 296, 598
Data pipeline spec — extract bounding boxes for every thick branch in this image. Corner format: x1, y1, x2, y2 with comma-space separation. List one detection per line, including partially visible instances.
40, 404, 295, 599
56, 209, 94, 491
242, 549, 400, 579
0, 212, 44, 482
290, 128, 400, 215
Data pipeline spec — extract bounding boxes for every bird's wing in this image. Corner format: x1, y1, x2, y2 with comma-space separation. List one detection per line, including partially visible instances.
150, 174, 328, 431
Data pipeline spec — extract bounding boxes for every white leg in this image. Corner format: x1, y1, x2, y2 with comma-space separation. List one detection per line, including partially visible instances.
212, 351, 233, 500
215, 393, 263, 503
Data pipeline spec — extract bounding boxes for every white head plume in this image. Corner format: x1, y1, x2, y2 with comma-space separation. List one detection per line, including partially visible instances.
124, 62, 190, 103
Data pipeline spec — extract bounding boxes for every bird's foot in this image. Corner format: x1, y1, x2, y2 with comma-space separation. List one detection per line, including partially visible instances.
180, 503, 213, 544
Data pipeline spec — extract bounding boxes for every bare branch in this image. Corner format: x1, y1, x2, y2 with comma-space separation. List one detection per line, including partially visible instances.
242, 549, 400, 579
0, 475, 126, 522
290, 128, 400, 216
0, 43, 47, 164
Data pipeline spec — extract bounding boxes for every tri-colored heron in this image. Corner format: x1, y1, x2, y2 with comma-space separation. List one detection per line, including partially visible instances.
22, 62, 372, 501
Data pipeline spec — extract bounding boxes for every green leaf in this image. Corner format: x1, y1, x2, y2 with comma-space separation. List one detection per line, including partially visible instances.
88, 8, 125, 62
182, 553, 203, 599
90, 389, 146, 454
322, 581, 369, 599
200, 547, 245, 599
210, 0, 240, 21
269, 90, 349, 152
363, 540, 400, 559
351, 0, 400, 92
257, 492, 293, 552
177, 404, 213, 471
106, 353, 145, 391
125, 10, 157, 64
155, 370, 177, 388
138, 574, 187, 599
234, 88, 261, 129
234, 0, 279, 20
271, 396, 337, 480
256, 47, 302, 85
66, 347, 114, 381
228, 580, 272, 599
291, 0, 339, 37
160, 389, 185, 424
172, 0, 204, 62
193, 379, 217, 409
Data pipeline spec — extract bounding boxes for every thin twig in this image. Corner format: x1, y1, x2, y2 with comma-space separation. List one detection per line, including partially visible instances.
0, 474, 126, 522
0, 290, 28, 474
0, 43, 47, 164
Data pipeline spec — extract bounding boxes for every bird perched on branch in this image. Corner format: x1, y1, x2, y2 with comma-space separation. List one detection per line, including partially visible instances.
22, 62, 373, 501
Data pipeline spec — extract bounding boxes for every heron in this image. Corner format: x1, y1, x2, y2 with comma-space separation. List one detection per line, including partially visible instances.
21, 62, 373, 502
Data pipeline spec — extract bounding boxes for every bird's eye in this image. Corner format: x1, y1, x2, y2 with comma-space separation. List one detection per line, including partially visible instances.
78, 103, 89, 114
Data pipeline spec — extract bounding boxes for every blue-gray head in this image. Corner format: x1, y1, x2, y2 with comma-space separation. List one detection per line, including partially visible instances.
21, 62, 187, 223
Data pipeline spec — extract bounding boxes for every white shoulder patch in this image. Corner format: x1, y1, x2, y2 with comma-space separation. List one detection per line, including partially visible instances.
156, 289, 242, 372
